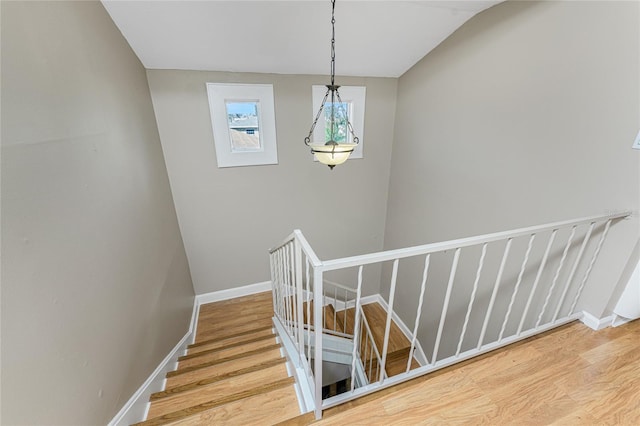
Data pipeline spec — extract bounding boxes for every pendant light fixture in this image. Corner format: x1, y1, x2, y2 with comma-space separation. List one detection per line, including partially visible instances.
304, 0, 359, 169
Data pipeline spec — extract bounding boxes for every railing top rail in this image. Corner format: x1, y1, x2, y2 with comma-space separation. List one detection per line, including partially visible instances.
324, 279, 358, 294
269, 229, 322, 267
320, 211, 631, 272
269, 231, 297, 254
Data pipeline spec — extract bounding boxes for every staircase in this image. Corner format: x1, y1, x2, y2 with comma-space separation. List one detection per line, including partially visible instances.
322, 302, 420, 378
135, 292, 309, 425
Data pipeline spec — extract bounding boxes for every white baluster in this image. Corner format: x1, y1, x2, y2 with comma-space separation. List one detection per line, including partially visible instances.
552, 223, 594, 322
568, 220, 612, 314
407, 254, 430, 372
379, 259, 399, 383
499, 234, 535, 342
518, 230, 556, 335
478, 239, 512, 349
456, 244, 487, 356
536, 226, 576, 328
433, 248, 461, 363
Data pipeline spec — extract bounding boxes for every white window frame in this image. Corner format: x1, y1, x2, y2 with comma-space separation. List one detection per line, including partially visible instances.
311, 85, 366, 159
206, 83, 278, 168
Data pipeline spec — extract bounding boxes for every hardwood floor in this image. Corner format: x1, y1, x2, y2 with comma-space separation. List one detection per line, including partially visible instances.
138, 290, 640, 424
315, 319, 640, 425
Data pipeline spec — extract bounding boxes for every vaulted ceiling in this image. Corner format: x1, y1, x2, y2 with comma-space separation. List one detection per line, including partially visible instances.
102, 1, 501, 78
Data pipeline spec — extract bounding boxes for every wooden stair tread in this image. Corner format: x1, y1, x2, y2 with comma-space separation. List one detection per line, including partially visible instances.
197, 292, 272, 316
168, 344, 282, 377
165, 347, 284, 389
153, 358, 287, 400
147, 363, 291, 418
187, 325, 273, 351
135, 377, 297, 426
166, 385, 300, 426
195, 317, 274, 343
344, 302, 412, 354
183, 332, 275, 359
178, 335, 278, 369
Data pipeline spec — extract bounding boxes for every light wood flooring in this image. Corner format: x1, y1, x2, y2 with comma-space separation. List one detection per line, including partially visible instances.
314, 318, 640, 425
137, 291, 640, 424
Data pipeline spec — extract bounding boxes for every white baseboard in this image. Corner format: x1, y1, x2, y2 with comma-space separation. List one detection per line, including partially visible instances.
611, 314, 633, 327
195, 281, 272, 306
109, 280, 271, 425
108, 331, 192, 426
360, 294, 429, 366
580, 311, 614, 330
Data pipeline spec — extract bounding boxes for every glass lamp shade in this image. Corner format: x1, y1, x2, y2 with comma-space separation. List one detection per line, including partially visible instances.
309, 142, 357, 168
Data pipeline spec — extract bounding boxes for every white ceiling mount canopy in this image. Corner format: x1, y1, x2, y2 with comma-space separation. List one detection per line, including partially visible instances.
101, 0, 502, 78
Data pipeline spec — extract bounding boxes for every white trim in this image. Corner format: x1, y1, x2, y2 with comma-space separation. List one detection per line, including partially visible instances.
273, 317, 315, 414
195, 281, 272, 305
580, 311, 614, 330
612, 314, 633, 327
109, 281, 272, 425
189, 297, 200, 345
108, 331, 191, 426
359, 294, 429, 366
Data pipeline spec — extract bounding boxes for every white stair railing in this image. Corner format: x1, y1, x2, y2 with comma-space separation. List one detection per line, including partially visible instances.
270, 211, 630, 419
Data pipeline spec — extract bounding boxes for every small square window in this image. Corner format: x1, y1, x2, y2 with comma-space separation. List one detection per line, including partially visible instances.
207, 83, 278, 168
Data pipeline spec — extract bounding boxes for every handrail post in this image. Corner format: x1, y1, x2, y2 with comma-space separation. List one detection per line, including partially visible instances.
313, 267, 324, 420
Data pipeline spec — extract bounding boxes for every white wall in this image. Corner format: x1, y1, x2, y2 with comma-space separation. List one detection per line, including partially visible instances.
381, 0, 639, 354
1, 2, 194, 424
147, 70, 397, 296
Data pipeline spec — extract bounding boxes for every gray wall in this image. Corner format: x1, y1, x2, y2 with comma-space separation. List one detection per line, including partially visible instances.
381, 0, 639, 357
147, 70, 397, 296
1, 2, 195, 424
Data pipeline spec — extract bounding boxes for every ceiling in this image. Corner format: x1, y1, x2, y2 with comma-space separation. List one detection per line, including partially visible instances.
102, 1, 501, 78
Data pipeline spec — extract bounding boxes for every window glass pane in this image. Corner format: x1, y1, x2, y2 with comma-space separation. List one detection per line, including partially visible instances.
323, 102, 351, 143
226, 101, 262, 152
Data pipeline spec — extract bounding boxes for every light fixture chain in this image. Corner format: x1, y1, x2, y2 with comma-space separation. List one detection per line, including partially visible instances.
331, 0, 336, 86
334, 91, 359, 144
305, 90, 330, 145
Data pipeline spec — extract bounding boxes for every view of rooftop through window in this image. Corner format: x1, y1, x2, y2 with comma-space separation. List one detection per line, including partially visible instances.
226, 101, 262, 152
